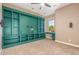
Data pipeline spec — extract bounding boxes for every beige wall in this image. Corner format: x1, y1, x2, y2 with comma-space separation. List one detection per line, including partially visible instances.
55, 4, 79, 47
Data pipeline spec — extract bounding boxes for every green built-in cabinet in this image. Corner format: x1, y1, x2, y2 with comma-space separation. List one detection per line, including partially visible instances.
2, 6, 45, 48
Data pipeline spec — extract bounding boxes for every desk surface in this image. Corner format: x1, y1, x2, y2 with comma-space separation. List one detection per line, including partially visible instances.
46, 32, 55, 34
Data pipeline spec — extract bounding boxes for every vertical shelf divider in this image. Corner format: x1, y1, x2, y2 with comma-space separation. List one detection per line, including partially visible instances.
19, 14, 21, 43
11, 11, 13, 42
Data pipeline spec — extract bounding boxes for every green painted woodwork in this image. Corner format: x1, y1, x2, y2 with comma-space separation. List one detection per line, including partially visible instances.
46, 32, 55, 40
2, 6, 45, 49
52, 32, 55, 40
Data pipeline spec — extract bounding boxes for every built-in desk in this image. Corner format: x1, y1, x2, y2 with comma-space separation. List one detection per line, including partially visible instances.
46, 32, 55, 40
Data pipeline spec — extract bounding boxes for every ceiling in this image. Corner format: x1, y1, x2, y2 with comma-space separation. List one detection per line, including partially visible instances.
12, 3, 70, 17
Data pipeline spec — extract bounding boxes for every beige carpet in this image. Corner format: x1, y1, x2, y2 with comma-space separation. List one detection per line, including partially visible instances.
1, 39, 79, 55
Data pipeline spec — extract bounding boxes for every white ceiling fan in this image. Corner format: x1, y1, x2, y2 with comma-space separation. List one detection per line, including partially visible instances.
31, 3, 51, 7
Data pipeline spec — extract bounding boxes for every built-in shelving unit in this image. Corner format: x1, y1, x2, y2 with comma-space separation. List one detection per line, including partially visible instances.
2, 6, 45, 48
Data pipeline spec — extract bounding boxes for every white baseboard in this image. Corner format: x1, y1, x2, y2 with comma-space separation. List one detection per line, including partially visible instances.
56, 40, 79, 48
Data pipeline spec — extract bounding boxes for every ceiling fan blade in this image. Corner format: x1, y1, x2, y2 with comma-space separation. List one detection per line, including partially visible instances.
45, 3, 51, 7
31, 3, 51, 7
31, 3, 40, 4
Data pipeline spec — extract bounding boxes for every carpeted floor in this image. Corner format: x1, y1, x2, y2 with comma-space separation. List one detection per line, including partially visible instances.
1, 39, 79, 55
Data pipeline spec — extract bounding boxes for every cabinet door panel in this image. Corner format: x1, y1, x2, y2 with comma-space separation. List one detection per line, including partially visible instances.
3, 17, 12, 40
20, 14, 30, 34
12, 17, 19, 42
4, 39, 19, 44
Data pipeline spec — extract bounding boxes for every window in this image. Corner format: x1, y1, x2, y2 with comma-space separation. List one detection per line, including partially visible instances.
48, 20, 55, 32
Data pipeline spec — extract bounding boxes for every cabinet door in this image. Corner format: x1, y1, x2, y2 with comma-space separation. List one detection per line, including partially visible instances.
41, 18, 44, 32
20, 14, 30, 41
12, 12, 19, 43
37, 18, 41, 33
29, 17, 38, 34
3, 10, 12, 45
3, 10, 20, 46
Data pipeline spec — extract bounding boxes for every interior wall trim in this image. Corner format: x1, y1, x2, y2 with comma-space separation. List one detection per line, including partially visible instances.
56, 40, 79, 48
